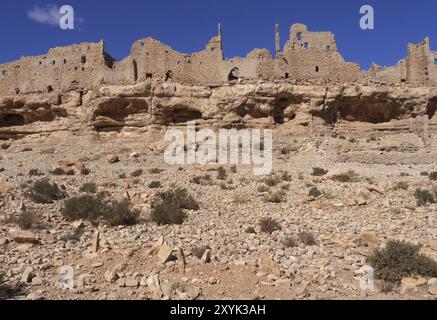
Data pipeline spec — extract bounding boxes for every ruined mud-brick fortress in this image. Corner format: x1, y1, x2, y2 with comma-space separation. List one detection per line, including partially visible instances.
1, 23, 437, 95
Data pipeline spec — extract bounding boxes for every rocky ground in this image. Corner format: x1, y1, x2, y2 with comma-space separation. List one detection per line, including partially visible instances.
0, 125, 436, 300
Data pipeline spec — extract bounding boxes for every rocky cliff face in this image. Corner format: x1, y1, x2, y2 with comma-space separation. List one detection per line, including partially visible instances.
1, 81, 436, 139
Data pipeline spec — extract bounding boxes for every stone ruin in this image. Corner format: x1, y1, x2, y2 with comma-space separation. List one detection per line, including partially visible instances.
0, 23, 437, 138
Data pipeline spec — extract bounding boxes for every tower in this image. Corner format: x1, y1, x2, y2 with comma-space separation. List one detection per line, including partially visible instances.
275, 23, 281, 57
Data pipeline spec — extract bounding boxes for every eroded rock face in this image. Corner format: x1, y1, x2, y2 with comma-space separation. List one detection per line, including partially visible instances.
1, 81, 437, 137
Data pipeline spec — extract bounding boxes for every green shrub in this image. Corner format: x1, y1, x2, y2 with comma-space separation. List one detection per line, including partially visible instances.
150, 187, 199, 225
260, 217, 282, 234
79, 182, 97, 194
367, 240, 437, 283
312, 167, 328, 176
149, 181, 162, 189
26, 179, 65, 204
298, 231, 317, 246
414, 188, 436, 206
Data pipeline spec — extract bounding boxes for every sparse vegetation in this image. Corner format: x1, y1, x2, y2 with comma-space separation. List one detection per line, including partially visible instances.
245, 226, 256, 234
308, 187, 322, 198
414, 188, 436, 206
192, 245, 207, 259
393, 181, 409, 191
149, 168, 164, 174
331, 170, 358, 183
79, 182, 98, 194
61, 193, 139, 226
262, 175, 282, 187
260, 217, 282, 234
217, 166, 227, 180
367, 240, 437, 283
61, 225, 84, 242
257, 184, 270, 193
429, 172, 437, 181
130, 169, 143, 177
8, 210, 41, 230
312, 167, 328, 176
151, 187, 199, 225
298, 231, 317, 246
25, 179, 65, 204
280, 148, 290, 155
230, 165, 237, 174
262, 190, 286, 203
283, 237, 297, 248
28, 169, 43, 177
149, 181, 162, 189
191, 175, 213, 186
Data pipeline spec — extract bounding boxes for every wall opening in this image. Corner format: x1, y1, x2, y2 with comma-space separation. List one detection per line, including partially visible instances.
146, 73, 153, 79
47, 85, 53, 93
166, 108, 203, 124
426, 101, 437, 119
285, 73, 289, 79
1, 114, 25, 127
81, 56, 87, 64
326, 45, 331, 51
315, 66, 319, 72
228, 67, 239, 82
64, 59, 67, 64
52, 60, 56, 65
296, 32, 302, 41
273, 97, 290, 124
304, 42, 309, 49
132, 59, 138, 82
165, 70, 173, 82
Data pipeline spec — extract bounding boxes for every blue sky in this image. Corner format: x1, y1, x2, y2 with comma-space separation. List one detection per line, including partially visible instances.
1, 0, 436, 69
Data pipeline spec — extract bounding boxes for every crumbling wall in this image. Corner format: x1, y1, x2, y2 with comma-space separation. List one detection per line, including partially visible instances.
278, 24, 363, 82
0, 41, 114, 95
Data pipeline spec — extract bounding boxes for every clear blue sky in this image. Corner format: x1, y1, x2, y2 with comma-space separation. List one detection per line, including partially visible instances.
1, 0, 436, 70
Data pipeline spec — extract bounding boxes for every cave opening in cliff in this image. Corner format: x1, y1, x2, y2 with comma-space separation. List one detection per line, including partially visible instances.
273, 97, 291, 124
426, 101, 437, 119
166, 108, 202, 125
228, 67, 239, 82
1, 114, 25, 127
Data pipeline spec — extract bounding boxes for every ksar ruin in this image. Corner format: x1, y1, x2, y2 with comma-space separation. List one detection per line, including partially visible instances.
1, 23, 437, 301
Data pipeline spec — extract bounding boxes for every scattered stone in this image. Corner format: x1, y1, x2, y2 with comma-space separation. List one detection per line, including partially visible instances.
400, 276, 427, 294
259, 251, 281, 276
21, 268, 35, 283
92, 230, 100, 253
108, 155, 120, 164
147, 274, 162, 299
11, 229, 39, 244
157, 243, 173, 264
176, 247, 186, 273
125, 278, 139, 288
201, 249, 211, 264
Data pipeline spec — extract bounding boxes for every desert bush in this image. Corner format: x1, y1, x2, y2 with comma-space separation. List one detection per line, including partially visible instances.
191, 175, 213, 186
280, 148, 290, 155
281, 171, 291, 182
62, 193, 139, 226
26, 179, 65, 204
79, 182, 97, 194
429, 172, 437, 181
414, 188, 436, 206
28, 169, 43, 177
257, 184, 270, 193
367, 240, 437, 283
298, 231, 317, 246
118, 172, 127, 179
312, 167, 328, 176
131, 169, 143, 177
149, 181, 162, 189
283, 237, 298, 248
262, 190, 286, 203
400, 172, 410, 177
61, 194, 107, 223
260, 217, 282, 234
331, 170, 358, 183
149, 168, 164, 174
230, 165, 237, 174
262, 175, 282, 187
104, 199, 140, 226
192, 245, 207, 259
61, 225, 84, 242
308, 187, 322, 198
393, 181, 409, 191
150, 187, 199, 225
217, 166, 227, 180
16, 211, 40, 230
245, 226, 256, 234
